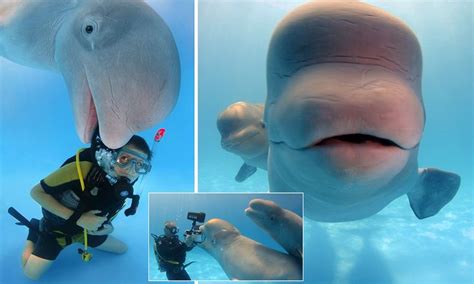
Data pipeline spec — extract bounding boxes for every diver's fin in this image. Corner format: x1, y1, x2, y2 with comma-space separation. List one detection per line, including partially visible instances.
407, 168, 460, 219
235, 163, 257, 182
183, 261, 196, 268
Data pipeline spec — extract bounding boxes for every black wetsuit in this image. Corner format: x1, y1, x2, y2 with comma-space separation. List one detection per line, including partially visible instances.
153, 234, 193, 280
31, 148, 127, 260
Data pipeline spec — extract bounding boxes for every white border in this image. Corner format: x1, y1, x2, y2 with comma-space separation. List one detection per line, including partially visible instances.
147, 192, 304, 282
194, 0, 199, 195
148, 192, 151, 282
194, 0, 199, 281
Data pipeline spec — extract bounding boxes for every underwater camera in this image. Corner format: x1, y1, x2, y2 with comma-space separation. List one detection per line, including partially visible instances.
187, 212, 206, 223
185, 212, 206, 237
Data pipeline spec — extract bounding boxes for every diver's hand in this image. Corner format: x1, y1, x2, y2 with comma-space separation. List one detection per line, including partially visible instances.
184, 234, 195, 248
76, 210, 107, 231
88, 223, 114, 235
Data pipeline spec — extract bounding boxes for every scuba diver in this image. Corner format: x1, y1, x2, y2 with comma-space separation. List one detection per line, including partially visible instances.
152, 221, 195, 280
10, 128, 152, 280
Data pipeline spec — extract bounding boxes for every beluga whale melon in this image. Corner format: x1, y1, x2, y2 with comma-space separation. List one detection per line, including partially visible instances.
264, 1, 461, 222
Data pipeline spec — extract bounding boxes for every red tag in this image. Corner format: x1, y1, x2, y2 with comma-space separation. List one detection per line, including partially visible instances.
154, 128, 166, 142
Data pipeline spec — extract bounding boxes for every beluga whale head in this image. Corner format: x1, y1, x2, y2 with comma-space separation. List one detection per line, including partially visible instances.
265, 1, 460, 222
54, 0, 180, 148
218, 102, 267, 161
217, 102, 269, 182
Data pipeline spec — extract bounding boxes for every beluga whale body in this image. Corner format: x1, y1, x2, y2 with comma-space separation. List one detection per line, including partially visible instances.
217, 102, 268, 182
1, 0, 180, 149
264, 1, 461, 222
197, 199, 302, 280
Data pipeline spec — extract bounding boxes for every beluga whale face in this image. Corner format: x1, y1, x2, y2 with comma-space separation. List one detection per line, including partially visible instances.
218, 102, 266, 160
1, 0, 180, 149
265, 1, 460, 222
217, 102, 268, 182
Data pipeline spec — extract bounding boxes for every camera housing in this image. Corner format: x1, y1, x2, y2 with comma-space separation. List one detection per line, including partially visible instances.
187, 212, 206, 223
185, 212, 206, 236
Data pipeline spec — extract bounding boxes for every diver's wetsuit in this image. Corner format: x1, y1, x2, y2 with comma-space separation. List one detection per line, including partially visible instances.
154, 234, 193, 280
31, 148, 127, 260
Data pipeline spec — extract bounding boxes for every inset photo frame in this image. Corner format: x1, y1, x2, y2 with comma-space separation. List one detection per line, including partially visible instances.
148, 192, 303, 281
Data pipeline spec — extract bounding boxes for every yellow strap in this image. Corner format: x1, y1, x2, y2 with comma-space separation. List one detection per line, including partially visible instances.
75, 149, 88, 251
158, 253, 180, 265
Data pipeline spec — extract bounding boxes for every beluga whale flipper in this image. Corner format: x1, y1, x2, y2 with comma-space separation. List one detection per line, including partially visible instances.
1, 0, 180, 149
217, 102, 268, 182
264, 1, 461, 222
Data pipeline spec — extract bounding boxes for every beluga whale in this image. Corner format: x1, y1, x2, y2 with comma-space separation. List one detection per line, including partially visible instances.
264, 1, 461, 222
1, 0, 180, 149
217, 102, 268, 182
196, 199, 302, 280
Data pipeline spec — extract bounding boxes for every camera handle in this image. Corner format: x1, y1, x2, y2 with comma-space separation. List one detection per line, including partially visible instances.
184, 220, 197, 237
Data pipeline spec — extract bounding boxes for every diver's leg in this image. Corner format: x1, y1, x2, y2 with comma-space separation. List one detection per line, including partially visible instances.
166, 270, 174, 280
92, 235, 128, 254
21, 241, 34, 266
23, 254, 53, 280
179, 268, 191, 280
166, 266, 191, 280
23, 229, 62, 280
21, 218, 41, 266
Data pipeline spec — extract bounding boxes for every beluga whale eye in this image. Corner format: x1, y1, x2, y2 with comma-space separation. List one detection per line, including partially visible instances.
85, 25, 94, 34
81, 20, 98, 37
79, 19, 100, 50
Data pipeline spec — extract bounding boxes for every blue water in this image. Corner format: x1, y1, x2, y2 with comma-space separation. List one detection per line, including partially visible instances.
198, 1, 473, 284
148, 193, 302, 281
0, 0, 194, 283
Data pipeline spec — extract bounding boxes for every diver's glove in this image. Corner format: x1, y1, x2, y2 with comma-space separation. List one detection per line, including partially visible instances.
184, 233, 195, 248
124, 195, 140, 216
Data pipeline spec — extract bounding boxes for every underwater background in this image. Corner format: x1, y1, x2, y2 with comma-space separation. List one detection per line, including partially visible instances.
199, 1, 473, 284
148, 193, 302, 281
0, 0, 194, 283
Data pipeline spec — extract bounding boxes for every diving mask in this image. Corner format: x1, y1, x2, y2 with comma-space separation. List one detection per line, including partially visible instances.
114, 148, 151, 175
167, 226, 179, 235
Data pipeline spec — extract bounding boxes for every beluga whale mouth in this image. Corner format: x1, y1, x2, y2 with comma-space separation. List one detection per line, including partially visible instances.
81, 77, 98, 144
315, 134, 403, 149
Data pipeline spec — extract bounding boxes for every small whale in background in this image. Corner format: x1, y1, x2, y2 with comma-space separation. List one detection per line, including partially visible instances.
264, 1, 460, 222
1, 0, 180, 149
217, 102, 268, 182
